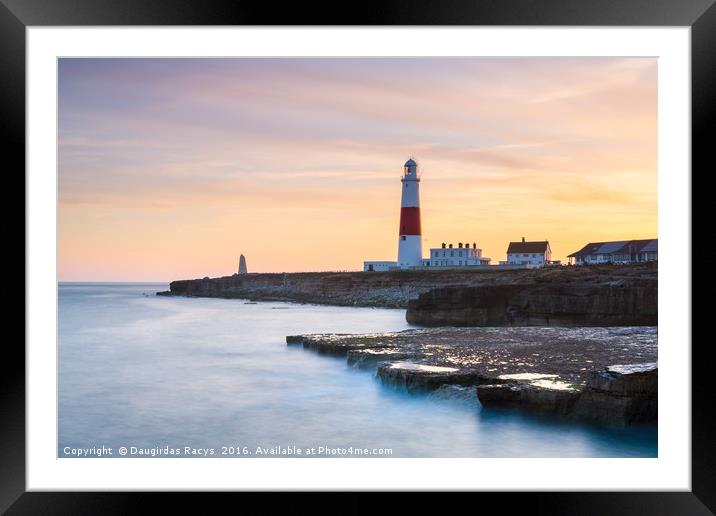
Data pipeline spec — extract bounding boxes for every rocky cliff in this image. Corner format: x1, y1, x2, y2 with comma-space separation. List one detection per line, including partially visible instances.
406, 262, 656, 326
160, 263, 657, 318
161, 270, 455, 307
406, 281, 657, 327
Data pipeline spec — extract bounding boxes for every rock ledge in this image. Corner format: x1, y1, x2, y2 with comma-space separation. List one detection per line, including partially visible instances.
286, 327, 657, 426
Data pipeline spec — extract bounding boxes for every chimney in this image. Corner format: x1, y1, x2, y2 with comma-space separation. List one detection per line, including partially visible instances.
442, 243, 446, 248
522, 237, 525, 243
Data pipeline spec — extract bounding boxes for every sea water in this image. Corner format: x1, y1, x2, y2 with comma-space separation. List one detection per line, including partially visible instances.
58, 283, 657, 458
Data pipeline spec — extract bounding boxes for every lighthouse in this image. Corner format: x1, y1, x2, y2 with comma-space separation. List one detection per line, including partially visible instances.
397, 158, 423, 268
363, 156, 495, 272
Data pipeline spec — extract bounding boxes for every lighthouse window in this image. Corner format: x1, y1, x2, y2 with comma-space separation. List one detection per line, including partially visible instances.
401, 235, 406, 241
405, 183, 408, 188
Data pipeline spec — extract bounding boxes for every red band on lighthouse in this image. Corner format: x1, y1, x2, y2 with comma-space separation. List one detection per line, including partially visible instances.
399, 207, 421, 235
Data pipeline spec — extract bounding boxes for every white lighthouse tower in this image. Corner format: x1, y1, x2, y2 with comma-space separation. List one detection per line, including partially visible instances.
397, 158, 423, 268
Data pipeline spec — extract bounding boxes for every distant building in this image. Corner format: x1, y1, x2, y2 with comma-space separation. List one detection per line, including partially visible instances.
426, 242, 491, 268
238, 254, 248, 274
567, 239, 657, 265
501, 238, 552, 266
363, 261, 397, 272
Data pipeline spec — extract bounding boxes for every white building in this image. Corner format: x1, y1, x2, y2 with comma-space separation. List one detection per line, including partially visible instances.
426, 242, 490, 268
567, 239, 657, 265
363, 261, 397, 272
501, 238, 552, 266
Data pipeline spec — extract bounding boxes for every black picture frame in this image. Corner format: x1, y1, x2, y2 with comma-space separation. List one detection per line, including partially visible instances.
4, 0, 710, 513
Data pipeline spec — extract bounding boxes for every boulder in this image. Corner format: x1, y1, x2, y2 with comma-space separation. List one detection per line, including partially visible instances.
477, 382, 580, 416
571, 363, 657, 425
476, 362, 658, 426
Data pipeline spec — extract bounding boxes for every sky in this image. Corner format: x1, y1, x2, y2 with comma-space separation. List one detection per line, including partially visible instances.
58, 57, 657, 281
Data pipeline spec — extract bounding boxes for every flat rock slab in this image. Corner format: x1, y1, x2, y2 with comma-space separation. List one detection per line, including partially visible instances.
477, 382, 580, 416
286, 326, 657, 426
287, 326, 656, 384
377, 361, 488, 392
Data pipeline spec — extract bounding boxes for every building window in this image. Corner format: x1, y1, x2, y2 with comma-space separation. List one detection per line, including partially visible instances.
401, 236, 406, 241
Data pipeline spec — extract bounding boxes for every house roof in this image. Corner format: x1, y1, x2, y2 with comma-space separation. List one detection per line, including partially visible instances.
641, 240, 658, 252
567, 239, 658, 258
506, 241, 550, 254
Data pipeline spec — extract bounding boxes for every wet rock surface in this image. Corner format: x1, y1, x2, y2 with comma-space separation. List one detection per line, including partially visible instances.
286, 326, 657, 426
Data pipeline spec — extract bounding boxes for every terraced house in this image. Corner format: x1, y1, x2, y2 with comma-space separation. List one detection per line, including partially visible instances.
567, 239, 658, 265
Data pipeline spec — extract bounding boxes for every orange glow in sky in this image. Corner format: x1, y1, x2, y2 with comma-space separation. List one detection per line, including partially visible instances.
58, 58, 657, 281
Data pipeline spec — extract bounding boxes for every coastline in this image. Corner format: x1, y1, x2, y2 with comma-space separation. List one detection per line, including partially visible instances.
159, 263, 657, 327
158, 263, 658, 426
